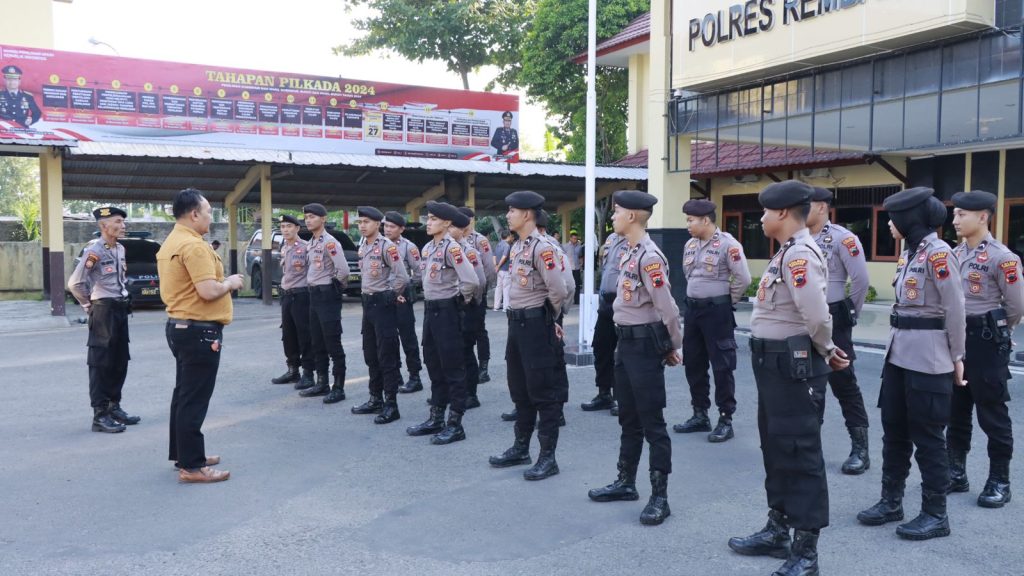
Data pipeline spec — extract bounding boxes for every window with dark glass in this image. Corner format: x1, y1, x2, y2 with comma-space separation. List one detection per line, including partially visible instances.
942, 40, 980, 89
996, 0, 1024, 29
741, 212, 771, 259
815, 70, 842, 110
841, 64, 872, 106
874, 209, 899, 260
906, 49, 942, 95
981, 33, 1022, 82
834, 207, 873, 258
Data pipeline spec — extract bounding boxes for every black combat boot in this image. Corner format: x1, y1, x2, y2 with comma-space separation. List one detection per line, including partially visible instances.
271, 365, 300, 385
108, 402, 140, 425
728, 509, 791, 558
465, 395, 481, 409
299, 372, 329, 397
523, 434, 559, 480
948, 448, 970, 493
351, 395, 384, 414
398, 372, 423, 393
772, 530, 819, 576
558, 413, 566, 427
406, 405, 446, 436
431, 410, 466, 444
842, 426, 870, 475
896, 491, 950, 540
588, 460, 640, 502
294, 369, 315, 390
323, 374, 347, 404
92, 407, 126, 434
977, 460, 1012, 509
673, 407, 711, 433
478, 360, 491, 383
708, 413, 734, 443
500, 407, 518, 422
639, 470, 671, 525
374, 394, 401, 424
489, 425, 533, 467
610, 404, 619, 416
581, 389, 615, 411
857, 475, 905, 525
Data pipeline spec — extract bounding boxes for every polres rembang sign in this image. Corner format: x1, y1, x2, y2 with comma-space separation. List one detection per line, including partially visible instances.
687, 0, 865, 52
0, 44, 520, 162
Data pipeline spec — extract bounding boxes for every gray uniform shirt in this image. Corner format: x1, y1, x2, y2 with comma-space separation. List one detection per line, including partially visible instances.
359, 234, 408, 294
613, 233, 683, 350
460, 238, 488, 302
682, 229, 751, 303
953, 233, 1024, 327
599, 233, 630, 295
68, 238, 128, 302
508, 229, 567, 311
306, 231, 352, 287
465, 231, 497, 286
750, 228, 835, 357
887, 232, 966, 374
396, 236, 422, 285
812, 221, 869, 311
279, 238, 309, 290
546, 233, 576, 311
420, 233, 479, 302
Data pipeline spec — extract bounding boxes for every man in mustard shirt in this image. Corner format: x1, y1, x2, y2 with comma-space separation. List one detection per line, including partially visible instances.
158, 188, 244, 484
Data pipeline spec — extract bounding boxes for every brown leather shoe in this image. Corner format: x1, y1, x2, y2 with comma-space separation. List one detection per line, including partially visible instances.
178, 466, 230, 483
173, 455, 221, 470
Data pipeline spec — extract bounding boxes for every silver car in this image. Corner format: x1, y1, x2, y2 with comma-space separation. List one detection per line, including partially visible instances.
244, 227, 360, 298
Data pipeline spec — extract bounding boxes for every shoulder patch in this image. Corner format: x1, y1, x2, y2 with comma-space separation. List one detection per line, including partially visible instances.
326, 242, 337, 256
1000, 260, 1017, 270
644, 262, 662, 273
449, 244, 463, 264
841, 236, 861, 256
790, 267, 808, 288
468, 250, 479, 265
788, 258, 808, 268
928, 251, 948, 262
479, 237, 490, 252
85, 253, 99, 269
387, 245, 399, 262
541, 249, 556, 270
932, 257, 950, 280
410, 246, 420, 260
649, 269, 665, 288
728, 247, 741, 262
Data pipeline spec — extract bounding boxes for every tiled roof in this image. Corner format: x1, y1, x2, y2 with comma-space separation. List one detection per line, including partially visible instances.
572, 13, 650, 63
612, 144, 868, 177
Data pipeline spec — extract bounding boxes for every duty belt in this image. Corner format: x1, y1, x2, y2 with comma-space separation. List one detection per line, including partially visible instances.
424, 296, 461, 310
615, 322, 660, 339
280, 286, 308, 295
309, 284, 336, 293
92, 297, 130, 305
966, 315, 988, 328
889, 313, 944, 330
507, 307, 547, 321
749, 337, 789, 354
167, 318, 223, 328
686, 295, 731, 309
361, 290, 394, 304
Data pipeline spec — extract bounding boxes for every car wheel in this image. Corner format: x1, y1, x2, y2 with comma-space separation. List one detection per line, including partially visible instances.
252, 266, 262, 299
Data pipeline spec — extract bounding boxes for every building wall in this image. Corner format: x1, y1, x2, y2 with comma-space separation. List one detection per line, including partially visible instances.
627, 53, 650, 154
0, 0, 55, 49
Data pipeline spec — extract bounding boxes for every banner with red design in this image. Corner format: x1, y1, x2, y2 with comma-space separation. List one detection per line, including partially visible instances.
0, 44, 519, 162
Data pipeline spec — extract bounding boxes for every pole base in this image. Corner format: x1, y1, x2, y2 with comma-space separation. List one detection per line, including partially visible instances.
564, 345, 595, 367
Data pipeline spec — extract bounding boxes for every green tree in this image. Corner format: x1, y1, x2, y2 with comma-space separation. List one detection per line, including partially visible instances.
0, 156, 40, 216
336, 0, 533, 90
495, 0, 648, 163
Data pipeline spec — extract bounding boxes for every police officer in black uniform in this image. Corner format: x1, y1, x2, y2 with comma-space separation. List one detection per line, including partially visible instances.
385, 211, 426, 394
272, 214, 315, 390
582, 230, 629, 414
490, 111, 519, 157
0, 66, 41, 127
67, 206, 139, 433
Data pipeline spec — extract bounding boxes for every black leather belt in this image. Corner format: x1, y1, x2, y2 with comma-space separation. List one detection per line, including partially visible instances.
93, 297, 130, 305
966, 315, 988, 328
309, 284, 336, 293
615, 322, 660, 339
361, 290, 394, 303
889, 313, 944, 330
424, 297, 460, 310
686, 295, 731, 309
281, 286, 308, 295
167, 318, 223, 328
507, 307, 547, 321
749, 337, 789, 354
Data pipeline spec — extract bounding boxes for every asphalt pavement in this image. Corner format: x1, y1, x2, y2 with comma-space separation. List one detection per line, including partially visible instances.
0, 298, 1021, 575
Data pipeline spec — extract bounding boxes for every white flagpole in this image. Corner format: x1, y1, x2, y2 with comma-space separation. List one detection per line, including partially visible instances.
580, 0, 598, 350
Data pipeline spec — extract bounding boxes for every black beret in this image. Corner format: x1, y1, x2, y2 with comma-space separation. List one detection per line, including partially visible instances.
280, 214, 301, 226
951, 190, 997, 212
452, 211, 471, 228
426, 200, 460, 223
357, 206, 384, 221
758, 180, 813, 209
811, 187, 834, 203
384, 211, 406, 227
502, 111, 513, 120
614, 190, 658, 212
93, 206, 127, 220
682, 199, 715, 216
505, 190, 545, 210
536, 210, 550, 228
882, 187, 933, 212
457, 206, 475, 219
302, 203, 327, 217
